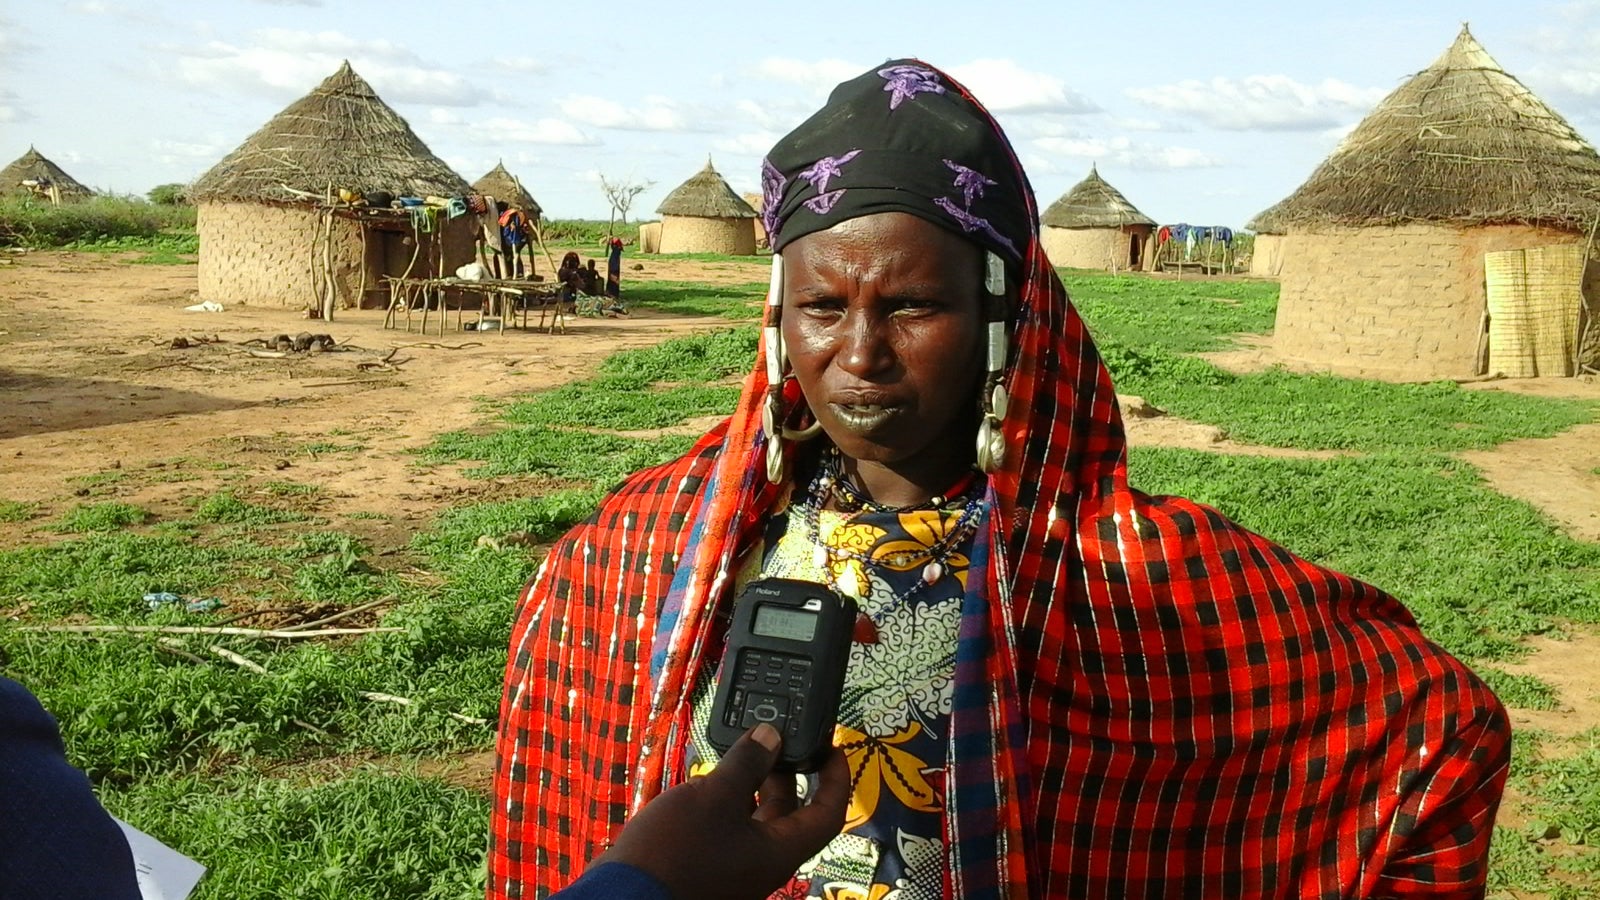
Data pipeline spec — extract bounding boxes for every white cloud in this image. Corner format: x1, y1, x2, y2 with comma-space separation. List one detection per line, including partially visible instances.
1126, 75, 1385, 131
167, 28, 480, 106
1032, 135, 1222, 171
557, 94, 694, 132
733, 98, 811, 130
152, 138, 225, 165
948, 59, 1098, 114
1113, 117, 1179, 132
0, 88, 30, 123
715, 131, 782, 156
494, 56, 547, 74
472, 117, 598, 146
0, 14, 34, 67
429, 108, 463, 126
753, 57, 863, 91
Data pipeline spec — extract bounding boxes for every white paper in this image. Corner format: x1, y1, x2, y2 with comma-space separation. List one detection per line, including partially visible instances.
113, 817, 206, 900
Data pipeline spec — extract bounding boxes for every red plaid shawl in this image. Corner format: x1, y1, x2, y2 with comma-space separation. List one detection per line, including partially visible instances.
488, 88, 1508, 900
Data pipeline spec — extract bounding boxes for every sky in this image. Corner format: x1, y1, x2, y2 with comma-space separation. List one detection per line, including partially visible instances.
8, 1, 1600, 228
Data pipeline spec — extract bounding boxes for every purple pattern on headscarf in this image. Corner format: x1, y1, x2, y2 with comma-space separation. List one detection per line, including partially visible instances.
760, 158, 786, 238
878, 64, 945, 110
804, 189, 846, 215
944, 159, 997, 208
798, 150, 861, 194
934, 197, 1018, 256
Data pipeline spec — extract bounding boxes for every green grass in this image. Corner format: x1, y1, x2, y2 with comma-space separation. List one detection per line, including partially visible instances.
1100, 341, 1596, 452
192, 491, 306, 527
1491, 733, 1600, 897
1128, 449, 1600, 661
54, 501, 149, 533
423, 427, 695, 483
626, 279, 764, 318
0, 499, 36, 522
1475, 667, 1562, 711
1066, 273, 1279, 353
103, 770, 487, 900
504, 380, 740, 431
260, 481, 322, 497
302, 441, 368, 455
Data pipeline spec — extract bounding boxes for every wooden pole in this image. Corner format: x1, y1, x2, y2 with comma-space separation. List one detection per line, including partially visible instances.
355, 218, 369, 311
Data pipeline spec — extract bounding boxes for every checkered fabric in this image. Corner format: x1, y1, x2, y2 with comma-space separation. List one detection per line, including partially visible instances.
488, 60, 1508, 900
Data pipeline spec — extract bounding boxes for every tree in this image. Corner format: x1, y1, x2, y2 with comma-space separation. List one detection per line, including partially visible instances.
598, 173, 653, 232
147, 183, 189, 206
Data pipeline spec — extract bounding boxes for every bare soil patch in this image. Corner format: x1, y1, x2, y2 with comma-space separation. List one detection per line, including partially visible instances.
0, 251, 737, 557
1498, 628, 1600, 739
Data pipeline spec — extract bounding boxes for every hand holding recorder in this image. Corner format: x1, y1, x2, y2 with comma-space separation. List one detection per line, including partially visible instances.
589, 724, 849, 900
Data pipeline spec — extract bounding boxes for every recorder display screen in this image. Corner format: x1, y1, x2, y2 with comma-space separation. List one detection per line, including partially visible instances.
752, 604, 818, 642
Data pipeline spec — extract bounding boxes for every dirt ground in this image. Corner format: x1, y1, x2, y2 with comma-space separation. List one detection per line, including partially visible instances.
2, 250, 1598, 772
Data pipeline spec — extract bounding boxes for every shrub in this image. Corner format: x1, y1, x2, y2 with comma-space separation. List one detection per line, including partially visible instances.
147, 183, 189, 206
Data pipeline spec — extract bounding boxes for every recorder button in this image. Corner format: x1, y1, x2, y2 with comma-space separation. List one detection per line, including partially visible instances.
763, 672, 782, 685
741, 695, 788, 728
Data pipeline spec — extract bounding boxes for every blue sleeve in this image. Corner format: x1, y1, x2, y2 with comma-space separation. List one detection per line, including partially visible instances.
552, 861, 673, 900
0, 676, 142, 899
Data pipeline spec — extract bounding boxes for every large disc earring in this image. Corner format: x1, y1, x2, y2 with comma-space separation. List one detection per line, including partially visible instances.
763, 256, 790, 484
976, 252, 1009, 474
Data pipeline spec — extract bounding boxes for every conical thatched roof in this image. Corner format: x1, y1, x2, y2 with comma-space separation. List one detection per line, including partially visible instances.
1, 147, 92, 197
472, 162, 541, 216
1271, 25, 1600, 230
1246, 199, 1289, 234
190, 61, 469, 203
656, 159, 756, 218
1041, 166, 1154, 228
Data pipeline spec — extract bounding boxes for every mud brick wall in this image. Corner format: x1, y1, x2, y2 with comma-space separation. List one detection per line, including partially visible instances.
1249, 233, 1284, 277
198, 203, 364, 307
1275, 223, 1584, 380
199, 203, 479, 308
1043, 225, 1151, 272
659, 215, 756, 255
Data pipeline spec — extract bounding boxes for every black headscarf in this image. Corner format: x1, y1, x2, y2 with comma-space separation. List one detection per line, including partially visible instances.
761, 59, 1036, 266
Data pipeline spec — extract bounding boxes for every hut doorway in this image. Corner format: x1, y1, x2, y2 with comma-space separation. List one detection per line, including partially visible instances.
1128, 232, 1143, 269
363, 224, 428, 309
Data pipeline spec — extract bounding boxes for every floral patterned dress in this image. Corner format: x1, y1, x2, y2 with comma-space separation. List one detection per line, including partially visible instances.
687, 493, 979, 899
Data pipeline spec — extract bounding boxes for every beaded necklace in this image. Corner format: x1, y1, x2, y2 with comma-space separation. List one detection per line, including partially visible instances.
799, 448, 986, 643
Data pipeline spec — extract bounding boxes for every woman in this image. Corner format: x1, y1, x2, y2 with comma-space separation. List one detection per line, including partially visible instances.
605, 235, 626, 299
489, 61, 1508, 899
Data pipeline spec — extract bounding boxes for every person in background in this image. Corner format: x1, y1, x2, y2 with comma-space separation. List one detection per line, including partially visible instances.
605, 235, 627, 299
489, 59, 1508, 899
498, 207, 532, 278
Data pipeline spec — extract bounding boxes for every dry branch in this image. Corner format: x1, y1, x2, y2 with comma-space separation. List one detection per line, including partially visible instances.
210, 644, 270, 675
359, 691, 490, 726
279, 596, 395, 632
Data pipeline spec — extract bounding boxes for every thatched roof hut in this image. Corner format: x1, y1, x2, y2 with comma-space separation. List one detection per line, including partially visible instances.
192, 61, 476, 309
1245, 199, 1288, 277
191, 61, 469, 203
1040, 166, 1155, 272
1269, 25, 1600, 379
655, 159, 758, 255
1, 147, 93, 199
473, 162, 542, 220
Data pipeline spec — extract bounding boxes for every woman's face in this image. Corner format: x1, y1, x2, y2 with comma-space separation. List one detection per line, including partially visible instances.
781, 212, 985, 469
